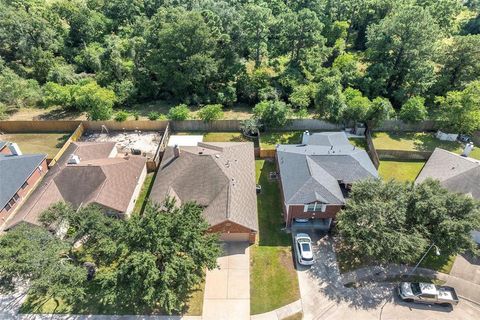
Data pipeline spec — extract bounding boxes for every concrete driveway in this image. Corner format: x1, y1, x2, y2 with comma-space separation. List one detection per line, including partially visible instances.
202, 242, 250, 320
295, 232, 480, 320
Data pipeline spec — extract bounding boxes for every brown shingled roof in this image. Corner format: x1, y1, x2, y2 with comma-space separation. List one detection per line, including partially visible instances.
6, 142, 146, 229
150, 142, 258, 231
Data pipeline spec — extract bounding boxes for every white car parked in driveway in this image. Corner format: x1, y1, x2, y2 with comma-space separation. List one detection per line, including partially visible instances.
295, 233, 314, 265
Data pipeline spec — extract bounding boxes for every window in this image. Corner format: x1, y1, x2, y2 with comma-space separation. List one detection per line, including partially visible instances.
5, 204, 11, 211
8, 199, 15, 206
13, 193, 20, 201
21, 182, 29, 189
303, 202, 327, 212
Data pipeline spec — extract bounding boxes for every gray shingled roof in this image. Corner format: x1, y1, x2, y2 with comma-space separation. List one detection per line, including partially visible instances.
0, 141, 7, 150
277, 132, 378, 205
150, 142, 258, 231
416, 148, 480, 199
0, 153, 46, 209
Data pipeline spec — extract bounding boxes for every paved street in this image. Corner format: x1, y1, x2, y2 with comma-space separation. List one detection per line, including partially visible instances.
296, 232, 480, 320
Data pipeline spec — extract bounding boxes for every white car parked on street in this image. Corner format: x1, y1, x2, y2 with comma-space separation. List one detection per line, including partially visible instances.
295, 233, 314, 266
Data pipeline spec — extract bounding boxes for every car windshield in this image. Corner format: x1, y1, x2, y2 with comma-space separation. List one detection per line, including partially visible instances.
411, 283, 421, 295
301, 243, 311, 252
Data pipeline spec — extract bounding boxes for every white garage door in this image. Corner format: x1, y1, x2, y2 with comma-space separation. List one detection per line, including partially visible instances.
220, 233, 250, 242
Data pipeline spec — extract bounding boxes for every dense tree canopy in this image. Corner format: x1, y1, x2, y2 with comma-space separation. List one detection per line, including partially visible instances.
0, 0, 478, 132
0, 201, 221, 314
337, 179, 480, 265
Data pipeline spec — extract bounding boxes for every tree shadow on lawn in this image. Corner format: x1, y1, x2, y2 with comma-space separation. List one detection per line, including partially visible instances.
56, 133, 72, 148
379, 132, 462, 152
304, 234, 395, 310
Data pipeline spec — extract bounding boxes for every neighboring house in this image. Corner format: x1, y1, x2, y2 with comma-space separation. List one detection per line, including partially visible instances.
150, 142, 258, 243
0, 141, 47, 227
276, 131, 378, 228
5, 142, 147, 230
416, 147, 480, 243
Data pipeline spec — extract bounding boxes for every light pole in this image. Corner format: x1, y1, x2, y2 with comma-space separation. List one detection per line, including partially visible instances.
409, 243, 440, 276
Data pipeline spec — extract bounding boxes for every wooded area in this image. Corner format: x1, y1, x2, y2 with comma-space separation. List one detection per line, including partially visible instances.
0, 0, 479, 132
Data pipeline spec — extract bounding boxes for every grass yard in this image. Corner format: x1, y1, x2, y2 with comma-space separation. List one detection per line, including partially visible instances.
251, 160, 299, 315
419, 252, 456, 274
20, 278, 205, 316
132, 172, 156, 215
1, 132, 70, 158
349, 137, 367, 150
372, 132, 463, 153
378, 160, 426, 182
283, 312, 303, 320
259, 131, 302, 149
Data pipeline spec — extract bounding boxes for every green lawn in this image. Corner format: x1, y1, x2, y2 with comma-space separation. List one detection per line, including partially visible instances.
20, 276, 205, 315
1, 132, 70, 158
133, 172, 155, 215
349, 138, 367, 150
251, 160, 299, 315
259, 131, 302, 149
372, 132, 463, 153
419, 252, 456, 274
378, 160, 426, 182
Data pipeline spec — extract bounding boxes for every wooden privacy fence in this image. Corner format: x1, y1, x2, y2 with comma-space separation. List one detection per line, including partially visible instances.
0, 120, 81, 133
48, 123, 85, 167
82, 120, 169, 132
376, 149, 432, 160
365, 129, 380, 169
0, 119, 441, 134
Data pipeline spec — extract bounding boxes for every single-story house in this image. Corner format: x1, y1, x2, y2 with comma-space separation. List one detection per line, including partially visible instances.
415, 147, 480, 243
276, 131, 378, 228
5, 142, 147, 229
150, 142, 258, 243
0, 141, 47, 228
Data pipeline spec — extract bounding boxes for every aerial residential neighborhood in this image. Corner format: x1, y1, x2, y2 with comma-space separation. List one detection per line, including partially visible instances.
1, 1, 480, 320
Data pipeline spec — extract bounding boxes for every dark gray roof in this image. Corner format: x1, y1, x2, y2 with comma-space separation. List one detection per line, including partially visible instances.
416, 148, 480, 199
277, 132, 378, 205
0, 153, 46, 209
150, 142, 258, 231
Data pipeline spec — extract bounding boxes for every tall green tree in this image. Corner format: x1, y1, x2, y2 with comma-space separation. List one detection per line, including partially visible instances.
337, 179, 427, 264
436, 80, 480, 133
365, 5, 440, 105
240, 4, 273, 66
435, 35, 480, 95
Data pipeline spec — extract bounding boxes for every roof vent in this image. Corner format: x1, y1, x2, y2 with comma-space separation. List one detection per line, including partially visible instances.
215, 154, 220, 158
9, 143, 22, 156
173, 144, 180, 158
68, 154, 80, 165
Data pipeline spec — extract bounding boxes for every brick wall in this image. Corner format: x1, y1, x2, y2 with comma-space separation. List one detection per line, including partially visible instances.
209, 221, 256, 243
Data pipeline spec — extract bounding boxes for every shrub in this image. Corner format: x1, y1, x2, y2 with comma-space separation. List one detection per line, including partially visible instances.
114, 111, 129, 122
197, 104, 223, 122
399, 97, 428, 123
253, 100, 292, 128
132, 111, 140, 120
148, 112, 160, 120
167, 104, 190, 120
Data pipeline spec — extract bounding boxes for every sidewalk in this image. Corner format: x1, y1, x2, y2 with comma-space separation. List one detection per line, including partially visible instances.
341, 264, 480, 305
250, 300, 302, 320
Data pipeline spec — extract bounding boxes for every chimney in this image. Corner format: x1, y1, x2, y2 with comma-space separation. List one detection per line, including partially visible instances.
173, 145, 180, 158
302, 130, 310, 144
9, 143, 22, 156
462, 142, 474, 157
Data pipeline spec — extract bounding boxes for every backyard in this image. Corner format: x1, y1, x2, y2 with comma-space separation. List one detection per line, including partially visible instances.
250, 160, 300, 315
372, 132, 463, 153
378, 160, 425, 182
259, 131, 367, 150
0, 132, 70, 158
